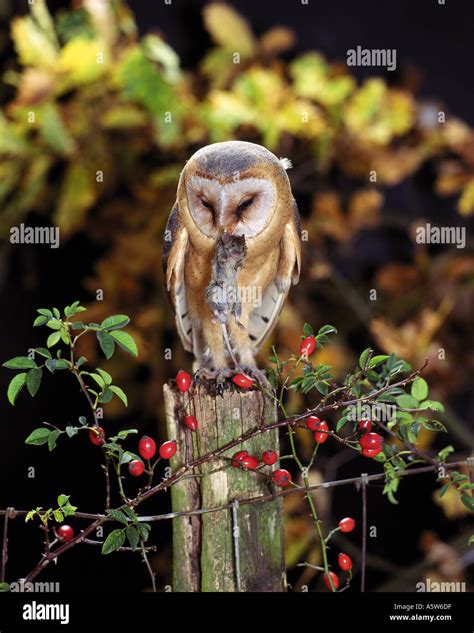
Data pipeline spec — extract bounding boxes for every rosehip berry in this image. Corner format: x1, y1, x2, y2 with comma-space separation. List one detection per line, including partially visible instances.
272, 469, 292, 487
360, 432, 382, 450
184, 415, 198, 431
358, 418, 373, 433
262, 450, 278, 465
232, 373, 254, 389
176, 370, 192, 393
306, 415, 321, 431
314, 420, 329, 444
57, 524, 74, 542
362, 446, 382, 458
300, 335, 316, 358
241, 455, 259, 470
323, 571, 339, 590
138, 436, 156, 460
338, 553, 353, 571
159, 440, 177, 459
231, 451, 248, 467
338, 517, 355, 533
89, 426, 106, 446
128, 459, 145, 476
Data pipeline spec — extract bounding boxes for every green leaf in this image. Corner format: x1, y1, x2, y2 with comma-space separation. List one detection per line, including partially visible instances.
109, 330, 138, 357
106, 509, 129, 525
368, 355, 389, 368
468, 535, 474, 546
45, 358, 57, 373
53, 308, 61, 319
78, 416, 88, 426
87, 372, 106, 389
137, 522, 151, 541
25, 427, 50, 446
460, 494, 474, 512
57, 494, 69, 507
96, 368, 112, 384
98, 387, 113, 403
97, 330, 115, 359
37, 309, 53, 317
119, 451, 139, 465
336, 416, 349, 432
47, 331, 61, 348
396, 394, 419, 409
126, 525, 140, 551
35, 348, 52, 359
100, 314, 131, 330
411, 377, 428, 401
359, 348, 372, 369
422, 420, 447, 433
65, 426, 78, 438
102, 529, 125, 555
116, 429, 138, 439
33, 315, 48, 327
46, 319, 62, 330
438, 445, 454, 461
26, 368, 42, 396
0, 582, 10, 591
53, 509, 64, 523
110, 385, 128, 406
419, 400, 445, 413
76, 356, 87, 367
48, 430, 60, 451
122, 506, 138, 521
7, 373, 27, 405
318, 324, 337, 336
3, 357, 37, 369
302, 323, 314, 337
438, 483, 449, 497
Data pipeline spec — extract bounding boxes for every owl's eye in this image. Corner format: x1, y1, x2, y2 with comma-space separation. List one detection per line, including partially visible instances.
201, 199, 214, 213
236, 197, 255, 213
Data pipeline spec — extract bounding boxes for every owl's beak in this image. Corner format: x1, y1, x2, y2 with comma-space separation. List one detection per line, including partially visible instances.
226, 221, 238, 235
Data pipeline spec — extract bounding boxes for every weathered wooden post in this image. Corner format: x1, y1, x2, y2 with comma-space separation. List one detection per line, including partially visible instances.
164, 380, 286, 592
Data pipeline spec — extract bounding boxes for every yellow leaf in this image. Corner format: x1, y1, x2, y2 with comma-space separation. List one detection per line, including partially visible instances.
58, 37, 107, 88
54, 163, 97, 235
259, 26, 295, 55
458, 180, 474, 216
203, 3, 256, 57
11, 16, 57, 69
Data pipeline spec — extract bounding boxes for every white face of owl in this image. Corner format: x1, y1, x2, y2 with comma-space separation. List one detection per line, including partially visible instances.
185, 176, 276, 239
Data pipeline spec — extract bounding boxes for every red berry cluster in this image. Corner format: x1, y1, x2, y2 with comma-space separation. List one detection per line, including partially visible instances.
127, 436, 177, 477
306, 415, 330, 444
324, 517, 356, 590
230, 449, 291, 487
357, 419, 383, 458
175, 370, 200, 432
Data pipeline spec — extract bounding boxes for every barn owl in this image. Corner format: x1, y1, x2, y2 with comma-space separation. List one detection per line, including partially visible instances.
163, 141, 301, 385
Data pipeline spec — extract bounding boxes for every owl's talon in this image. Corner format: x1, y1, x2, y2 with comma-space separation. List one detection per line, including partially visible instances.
192, 367, 234, 394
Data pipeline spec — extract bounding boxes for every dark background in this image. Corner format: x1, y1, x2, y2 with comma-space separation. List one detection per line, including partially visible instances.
1, 0, 473, 592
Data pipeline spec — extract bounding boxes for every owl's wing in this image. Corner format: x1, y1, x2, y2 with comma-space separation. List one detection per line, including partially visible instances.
163, 204, 193, 352
249, 202, 301, 350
